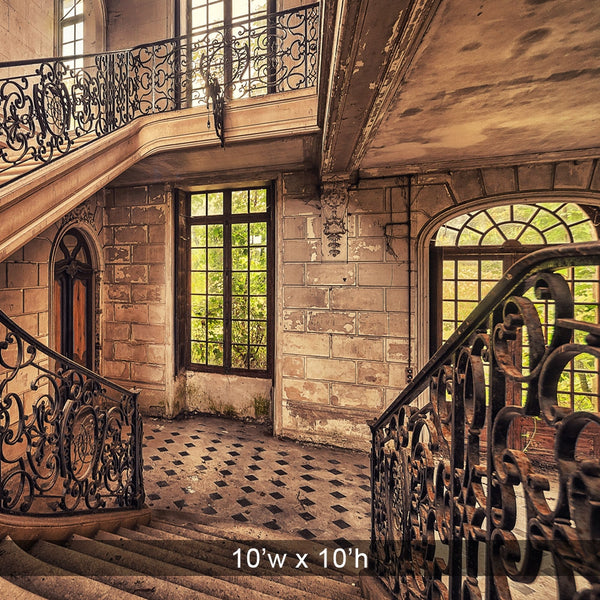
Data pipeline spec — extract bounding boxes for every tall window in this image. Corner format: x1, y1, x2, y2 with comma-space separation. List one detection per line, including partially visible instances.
432, 201, 600, 413
186, 0, 271, 103
185, 187, 273, 376
58, 0, 84, 69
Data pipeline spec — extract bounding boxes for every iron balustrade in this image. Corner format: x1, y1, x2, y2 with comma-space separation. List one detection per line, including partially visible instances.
0, 309, 144, 515
0, 3, 318, 179
370, 242, 600, 600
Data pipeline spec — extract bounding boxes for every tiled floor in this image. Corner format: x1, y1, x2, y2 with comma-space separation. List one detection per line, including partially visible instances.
143, 414, 371, 542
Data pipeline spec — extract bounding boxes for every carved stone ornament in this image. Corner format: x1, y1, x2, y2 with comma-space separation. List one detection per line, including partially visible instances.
59, 201, 99, 232
320, 182, 349, 261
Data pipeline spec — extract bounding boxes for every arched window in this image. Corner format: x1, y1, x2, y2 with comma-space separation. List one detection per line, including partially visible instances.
431, 201, 600, 414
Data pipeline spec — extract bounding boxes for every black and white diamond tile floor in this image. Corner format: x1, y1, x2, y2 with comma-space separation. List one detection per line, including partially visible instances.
142, 415, 371, 541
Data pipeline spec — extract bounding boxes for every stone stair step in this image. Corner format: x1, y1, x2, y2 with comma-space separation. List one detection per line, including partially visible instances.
29, 539, 215, 600
0, 536, 139, 600
123, 523, 362, 600
151, 517, 362, 583
72, 531, 277, 600
116, 525, 335, 600
0, 577, 47, 600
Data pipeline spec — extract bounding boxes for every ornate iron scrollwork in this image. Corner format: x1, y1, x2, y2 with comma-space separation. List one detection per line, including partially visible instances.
0, 3, 319, 181
0, 309, 143, 515
371, 242, 600, 600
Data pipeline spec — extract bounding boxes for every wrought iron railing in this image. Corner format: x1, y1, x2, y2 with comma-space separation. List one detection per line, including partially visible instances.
370, 242, 600, 599
0, 3, 318, 179
0, 309, 144, 515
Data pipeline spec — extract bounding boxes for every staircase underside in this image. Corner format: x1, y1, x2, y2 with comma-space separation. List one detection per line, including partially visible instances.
0, 88, 318, 263
0, 508, 364, 600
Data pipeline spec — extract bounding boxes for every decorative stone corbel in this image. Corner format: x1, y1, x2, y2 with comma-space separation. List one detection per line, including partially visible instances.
320, 179, 350, 261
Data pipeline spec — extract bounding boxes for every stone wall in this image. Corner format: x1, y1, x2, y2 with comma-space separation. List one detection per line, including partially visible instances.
102, 184, 175, 416
0, 0, 54, 63
275, 172, 413, 450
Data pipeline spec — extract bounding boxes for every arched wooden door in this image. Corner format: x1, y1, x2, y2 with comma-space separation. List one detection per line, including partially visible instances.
53, 229, 95, 369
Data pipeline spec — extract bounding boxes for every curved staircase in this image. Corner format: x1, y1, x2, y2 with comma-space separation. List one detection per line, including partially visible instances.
0, 511, 365, 600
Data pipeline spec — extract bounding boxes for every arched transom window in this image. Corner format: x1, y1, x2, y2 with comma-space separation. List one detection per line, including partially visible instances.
431, 201, 600, 415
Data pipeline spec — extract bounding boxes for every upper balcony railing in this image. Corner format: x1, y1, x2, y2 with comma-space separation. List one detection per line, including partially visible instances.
370, 242, 600, 600
0, 309, 143, 515
0, 3, 319, 184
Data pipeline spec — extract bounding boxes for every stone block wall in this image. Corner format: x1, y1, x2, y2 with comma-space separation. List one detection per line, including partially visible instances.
0, 0, 54, 64
102, 184, 175, 416
276, 173, 413, 449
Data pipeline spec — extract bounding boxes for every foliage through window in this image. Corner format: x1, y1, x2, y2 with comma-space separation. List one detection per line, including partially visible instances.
187, 187, 272, 375
432, 202, 600, 413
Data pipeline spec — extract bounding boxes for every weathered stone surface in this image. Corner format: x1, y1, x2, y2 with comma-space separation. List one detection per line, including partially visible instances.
283, 286, 329, 309
132, 323, 166, 342
386, 338, 409, 362
105, 322, 130, 341
305, 263, 355, 285
283, 378, 329, 404
131, 284, 165, 303
330, 288, 384, 311
283, 216, 306, 239
283, 239, 321, 262
114, 265, 148, 284
282, 355, 305, 378
386, 288, 408, 312
114, 226, 147, 244
114, 303, 149, 324
357, 263, 393, 286
554, 160, 594, 189
105, 284, 131, 302
131, 205, 166, 225
330, 383, 383, 409
282, 332, 330, 356
7, 263, 38, 288
24, 288, 46, 313
482, 167, 517, 195
306, 357, 356, 383
283, 263, 305, 285
132, 245, 165, 263
451, 170, 484, 203
23, 238, 52, 263
348, 237, 385, 262
132, 363, 165, 384
283, 197, 319, 217
348, 188, 385, 213
332, 335, 383, 360
283, 309, 305, 332
106, 207, 130, 226
358, 312, 387, 336
105, 245, 131, 263
0, 289, 23, 315
518, 163, 553, 191
358, 361, 389, 385
103, 360, 131, 379
388, 312, 409, 337
307, 310, 355, 334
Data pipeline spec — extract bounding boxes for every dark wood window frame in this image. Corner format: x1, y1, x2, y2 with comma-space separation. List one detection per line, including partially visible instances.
177, 185, 274, 378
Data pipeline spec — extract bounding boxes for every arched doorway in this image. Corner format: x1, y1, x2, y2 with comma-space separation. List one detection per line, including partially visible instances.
430, 201, 600, 459
53, 228, 97, 369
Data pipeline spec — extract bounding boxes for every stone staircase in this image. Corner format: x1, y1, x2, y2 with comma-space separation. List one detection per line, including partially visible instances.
0, 510, 366, 600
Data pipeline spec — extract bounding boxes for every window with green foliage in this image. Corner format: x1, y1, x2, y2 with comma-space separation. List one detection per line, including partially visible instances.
432, 202, 600, 413
187, 187, 272, 375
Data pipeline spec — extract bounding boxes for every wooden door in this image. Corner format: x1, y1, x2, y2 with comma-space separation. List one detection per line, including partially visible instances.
54, 230, 95, 369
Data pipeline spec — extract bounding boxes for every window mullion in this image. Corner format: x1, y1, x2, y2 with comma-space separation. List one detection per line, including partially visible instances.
224, 190, 233, 371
